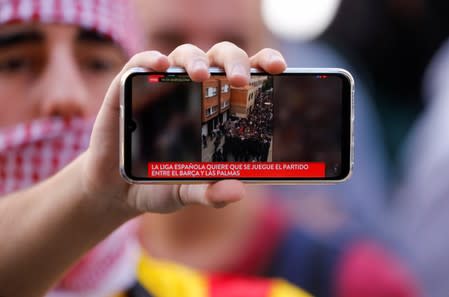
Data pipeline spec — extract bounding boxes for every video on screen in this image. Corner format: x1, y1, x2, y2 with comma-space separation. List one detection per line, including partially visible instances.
127, 73, 346, 180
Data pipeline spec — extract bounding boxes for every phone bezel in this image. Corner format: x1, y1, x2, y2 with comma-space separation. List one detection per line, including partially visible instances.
120, 67, 354, 184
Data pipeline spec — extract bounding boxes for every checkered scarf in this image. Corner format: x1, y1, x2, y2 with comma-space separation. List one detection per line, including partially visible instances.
0, 0, 144, 295
0, 118, 91, 193
0, 118, 139, 296
0, 0, 143, 56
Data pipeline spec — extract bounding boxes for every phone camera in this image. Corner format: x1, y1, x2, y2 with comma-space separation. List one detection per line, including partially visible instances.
127, 120, 137, 132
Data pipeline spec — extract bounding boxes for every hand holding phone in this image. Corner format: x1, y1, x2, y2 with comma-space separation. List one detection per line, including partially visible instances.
120, 67, 354, 184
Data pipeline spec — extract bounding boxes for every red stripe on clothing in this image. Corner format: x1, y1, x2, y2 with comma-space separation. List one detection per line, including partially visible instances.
335, 241, 423, 297
209, 275, 273, 297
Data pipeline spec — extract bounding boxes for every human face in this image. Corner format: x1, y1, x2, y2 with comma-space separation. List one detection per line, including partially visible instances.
0, 24, 126, 127
134, 0, 269, 55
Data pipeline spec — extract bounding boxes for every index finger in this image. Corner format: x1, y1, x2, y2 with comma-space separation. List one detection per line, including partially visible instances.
168, 44, 210, 82
91, 51, 170, 155
207, 41, 251, 87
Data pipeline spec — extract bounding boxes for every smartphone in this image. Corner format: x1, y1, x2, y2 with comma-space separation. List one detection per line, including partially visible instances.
120, 67, 354, 184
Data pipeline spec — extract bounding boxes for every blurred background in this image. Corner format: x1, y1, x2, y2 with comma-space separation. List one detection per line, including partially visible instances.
261, 1, 449, 296
263, 0, 449, 167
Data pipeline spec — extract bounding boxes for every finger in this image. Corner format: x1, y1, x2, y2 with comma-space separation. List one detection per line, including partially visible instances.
178, 180, 245, 208
124, 50, 171, 73
168, 44, 210, 82
129, 180, 245, 213
103, 50, 170, 113
249, 48, 287, 74
207, 42, 250, 87
90, 51, 170, 155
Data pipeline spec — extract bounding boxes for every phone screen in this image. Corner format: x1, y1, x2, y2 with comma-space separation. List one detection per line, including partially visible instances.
121, 69, 353, 182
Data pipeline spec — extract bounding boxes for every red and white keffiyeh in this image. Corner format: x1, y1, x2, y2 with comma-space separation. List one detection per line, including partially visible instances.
0, 118, 91, 193
0, 0, 143, 56
0, 0, 144, 295
0, 118, 140, 297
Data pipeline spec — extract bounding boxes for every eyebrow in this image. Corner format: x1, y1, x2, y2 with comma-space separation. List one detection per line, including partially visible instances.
77, 29, 115, 45
0, 30, 44, 49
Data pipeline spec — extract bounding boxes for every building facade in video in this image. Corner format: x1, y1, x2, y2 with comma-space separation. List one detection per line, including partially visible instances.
201, 76, 273, 163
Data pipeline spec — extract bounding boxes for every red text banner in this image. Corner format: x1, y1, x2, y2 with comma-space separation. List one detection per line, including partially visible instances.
147, 162, 326, 178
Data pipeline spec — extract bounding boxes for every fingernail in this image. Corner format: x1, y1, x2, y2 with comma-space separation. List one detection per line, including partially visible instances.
192, 60, 208, 72
232, 64, 249, 79
270, 54, 285, 65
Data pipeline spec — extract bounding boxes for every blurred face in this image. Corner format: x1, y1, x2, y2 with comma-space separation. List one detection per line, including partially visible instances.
0, 23, 126, 127
134, 0, 269, 55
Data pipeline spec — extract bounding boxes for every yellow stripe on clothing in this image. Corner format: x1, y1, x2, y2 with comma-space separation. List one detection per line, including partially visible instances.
136, 254, 208, 297
270, 279, 313, 297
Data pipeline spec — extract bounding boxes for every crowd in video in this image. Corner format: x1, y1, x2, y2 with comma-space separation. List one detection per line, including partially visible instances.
202, 79, 274, 162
